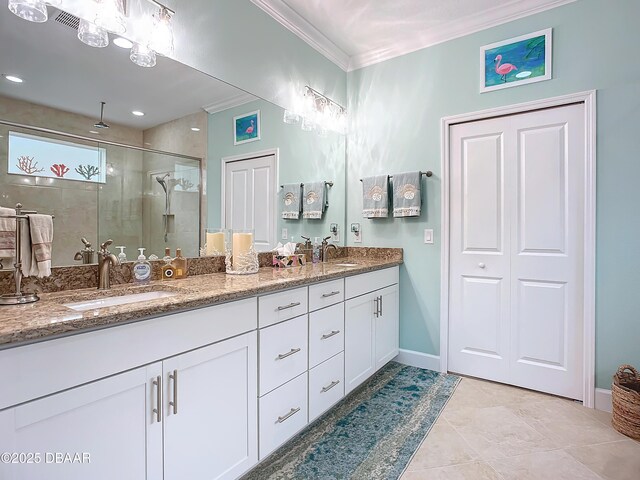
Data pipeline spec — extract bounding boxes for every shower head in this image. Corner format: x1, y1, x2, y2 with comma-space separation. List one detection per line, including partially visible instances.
156, 173, 170, 193
94, 101, 110, 129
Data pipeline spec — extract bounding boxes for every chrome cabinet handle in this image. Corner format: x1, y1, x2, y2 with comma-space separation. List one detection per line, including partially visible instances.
379, 295, 383, 316
152, 375, 162, 423
276, 347, 301, 360
478, 262, 486, 269
277, 407, 301, 423
321, 330, 340, 340
169, 370, 178, 415
374, 296, 379, 317
321, 380, 340, 393
321, 291, 340, 298
277, 302, 301, 311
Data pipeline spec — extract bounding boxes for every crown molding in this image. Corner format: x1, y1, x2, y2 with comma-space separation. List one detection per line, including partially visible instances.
202, 92, 257, 114
349, 0, 576, 71
250, 0, 350, 71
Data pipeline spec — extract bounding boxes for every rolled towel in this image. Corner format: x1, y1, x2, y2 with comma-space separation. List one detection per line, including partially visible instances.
0, 206, 16, 263
362, 175, 389, 218
392, 171, 422, 217
281, 183, 302, 219
28, 214, 53, 278
302, 182, 326, 219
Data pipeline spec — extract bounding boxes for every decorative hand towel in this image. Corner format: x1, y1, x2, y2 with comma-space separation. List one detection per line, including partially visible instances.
28, 214, 53, 278
362, 175, 389, 218
302, 182, 325, 219
281, 183, 302, 219
0, 207, 16, 262
20, 221, 36, 277
392, 171, 422, 217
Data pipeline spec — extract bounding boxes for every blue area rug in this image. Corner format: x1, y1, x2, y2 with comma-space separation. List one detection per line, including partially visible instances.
243, 362, 460, 480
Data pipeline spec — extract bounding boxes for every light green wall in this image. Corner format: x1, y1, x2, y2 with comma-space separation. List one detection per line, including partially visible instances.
346, 0, 640, 389
208, 99, 346, 244
170, 0, 346, 109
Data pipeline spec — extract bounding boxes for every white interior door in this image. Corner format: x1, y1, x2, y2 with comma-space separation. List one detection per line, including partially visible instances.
448, 104, 585, 400
224, 153, 276, 251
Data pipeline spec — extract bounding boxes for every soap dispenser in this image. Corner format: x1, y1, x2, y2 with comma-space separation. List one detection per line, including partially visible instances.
116, 246, 127, 263
312, 237, 321, 264
133, 248, 151, 283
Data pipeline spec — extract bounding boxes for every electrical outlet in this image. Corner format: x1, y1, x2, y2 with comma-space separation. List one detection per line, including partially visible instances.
281, 228, 288, 240
330, 223, 339, 242
351, 223, 362, 243
424, 229, 434, 244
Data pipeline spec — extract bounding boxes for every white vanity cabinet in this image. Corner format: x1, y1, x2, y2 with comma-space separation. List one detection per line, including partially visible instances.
344, 267, 399, 394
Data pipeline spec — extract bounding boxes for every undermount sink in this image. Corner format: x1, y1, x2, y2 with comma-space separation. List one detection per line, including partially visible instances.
334, 263, 358, 267
63, 291, 177, 312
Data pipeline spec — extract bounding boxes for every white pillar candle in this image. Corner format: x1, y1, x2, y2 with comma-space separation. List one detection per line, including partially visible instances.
206, 232, 225, 255
232, 232, 253, 268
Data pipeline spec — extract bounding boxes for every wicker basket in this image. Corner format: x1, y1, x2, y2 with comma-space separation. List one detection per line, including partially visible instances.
611, 364, 640, 440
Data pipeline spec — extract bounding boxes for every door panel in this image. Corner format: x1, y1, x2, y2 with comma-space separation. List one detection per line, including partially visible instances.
375, 285, 399, 370
224, 154, 276, 251
449, 103, 585, 400
344, 293, 375, 394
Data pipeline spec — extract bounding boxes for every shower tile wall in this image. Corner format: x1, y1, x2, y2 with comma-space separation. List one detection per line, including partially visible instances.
0, 96, 143, 267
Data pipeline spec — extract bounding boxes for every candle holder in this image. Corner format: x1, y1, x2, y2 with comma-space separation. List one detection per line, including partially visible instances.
225, 229, 259, 275
202, 228, 227, 256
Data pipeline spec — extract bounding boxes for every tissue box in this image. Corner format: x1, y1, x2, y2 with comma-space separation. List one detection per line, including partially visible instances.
272, 254, 306, 268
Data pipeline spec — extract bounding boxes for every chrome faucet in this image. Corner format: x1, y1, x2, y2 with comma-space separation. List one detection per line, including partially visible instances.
321, 236, 338, 262
97, 239, 119, 290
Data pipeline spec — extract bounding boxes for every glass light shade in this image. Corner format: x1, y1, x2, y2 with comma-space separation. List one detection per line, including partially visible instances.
130, 43, 156, 68
45, 0, 61, 5
78, 19, 109, 48
149, 8, 174, 56
93, 0, 126, 34
283, 110, 300, 124
8, 0, 48, 23
300, 116, 315, 132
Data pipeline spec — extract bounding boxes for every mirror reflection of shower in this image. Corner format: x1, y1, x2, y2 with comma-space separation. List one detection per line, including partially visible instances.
156, 173, 173, 243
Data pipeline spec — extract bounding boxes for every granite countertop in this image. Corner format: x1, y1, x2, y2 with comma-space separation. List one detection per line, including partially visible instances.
0, 256, 402, 349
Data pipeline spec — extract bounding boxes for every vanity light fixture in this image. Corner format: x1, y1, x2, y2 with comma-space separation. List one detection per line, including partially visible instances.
113, 37, 133, 49
149, 4, 174, 56
78, 18, 109, 48
286, 86, 347, 136
131, 110, 145, 116
130, 42, 156, 68
8, 0, 48, 23
92, 0, 126, 35
2, 74, 23, 83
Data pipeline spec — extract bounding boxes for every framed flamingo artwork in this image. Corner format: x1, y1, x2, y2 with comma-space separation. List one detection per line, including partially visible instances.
480, 28, 552, 93
233, 110, 261, 145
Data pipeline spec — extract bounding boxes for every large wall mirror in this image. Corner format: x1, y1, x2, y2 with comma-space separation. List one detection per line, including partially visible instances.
0, 4, 346, 268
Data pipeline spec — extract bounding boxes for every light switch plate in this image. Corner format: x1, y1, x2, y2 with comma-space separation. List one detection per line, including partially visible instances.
330, 223, 339, 242
424, 229, 434, 244
351, 223, 362, 243
281, 228, 288, 240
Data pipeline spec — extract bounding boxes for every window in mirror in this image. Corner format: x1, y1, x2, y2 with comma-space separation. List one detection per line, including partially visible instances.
8, 131, 106, 183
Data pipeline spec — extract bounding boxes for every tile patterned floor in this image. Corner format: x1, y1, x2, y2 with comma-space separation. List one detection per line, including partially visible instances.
401, 377, 640, 479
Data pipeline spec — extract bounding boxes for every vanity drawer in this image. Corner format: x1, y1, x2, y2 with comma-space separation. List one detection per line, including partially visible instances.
345, 266, 399, 299
308, 279, 344, 312
259, 315, 308, 395
259, 287, 308, 328
309, 353, 344, 422
259, 372, 308, 460
309, 303, 344, 368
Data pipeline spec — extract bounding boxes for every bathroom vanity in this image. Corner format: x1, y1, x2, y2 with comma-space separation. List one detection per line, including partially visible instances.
0, 259, 400, 480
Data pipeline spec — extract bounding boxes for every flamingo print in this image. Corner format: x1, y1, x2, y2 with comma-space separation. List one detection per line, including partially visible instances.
245, 120, 255, 135
494, 54, 517, 82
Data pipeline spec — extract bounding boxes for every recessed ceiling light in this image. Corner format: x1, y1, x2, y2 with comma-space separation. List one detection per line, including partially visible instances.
132, 110, 145, 116
3, 74, 23, 83
89, 130, 100, 134
191, 127, 200, 132
113, 37, 133, 49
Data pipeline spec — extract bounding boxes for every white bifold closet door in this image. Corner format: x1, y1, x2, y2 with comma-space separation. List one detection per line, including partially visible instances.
448, 103, 585, 400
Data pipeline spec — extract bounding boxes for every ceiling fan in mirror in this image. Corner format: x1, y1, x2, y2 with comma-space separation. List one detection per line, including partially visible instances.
7, 0, 174, 68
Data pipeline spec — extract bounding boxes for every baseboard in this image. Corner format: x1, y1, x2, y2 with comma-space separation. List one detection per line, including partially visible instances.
595, 388, 612, 412
395, 349, 441, 372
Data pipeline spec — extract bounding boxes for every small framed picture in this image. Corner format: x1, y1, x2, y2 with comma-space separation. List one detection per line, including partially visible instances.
480, 28, 552, 93
233, 110, 260, 145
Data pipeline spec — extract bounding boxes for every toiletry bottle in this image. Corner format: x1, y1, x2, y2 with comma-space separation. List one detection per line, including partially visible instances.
133, 248, 151, 283
161, 248, 175, 280
312, 237, 321, 264
172, 248, 187, 279
116, 246, 127, 263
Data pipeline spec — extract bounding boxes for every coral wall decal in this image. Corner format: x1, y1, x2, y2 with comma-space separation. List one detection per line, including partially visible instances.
50, 163, 70, 177
75, 164, 100, 180
16, 155, 45, 174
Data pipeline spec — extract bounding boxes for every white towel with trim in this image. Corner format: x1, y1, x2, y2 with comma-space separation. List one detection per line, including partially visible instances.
28, 214, 53, 278
0, 207, 16, 265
